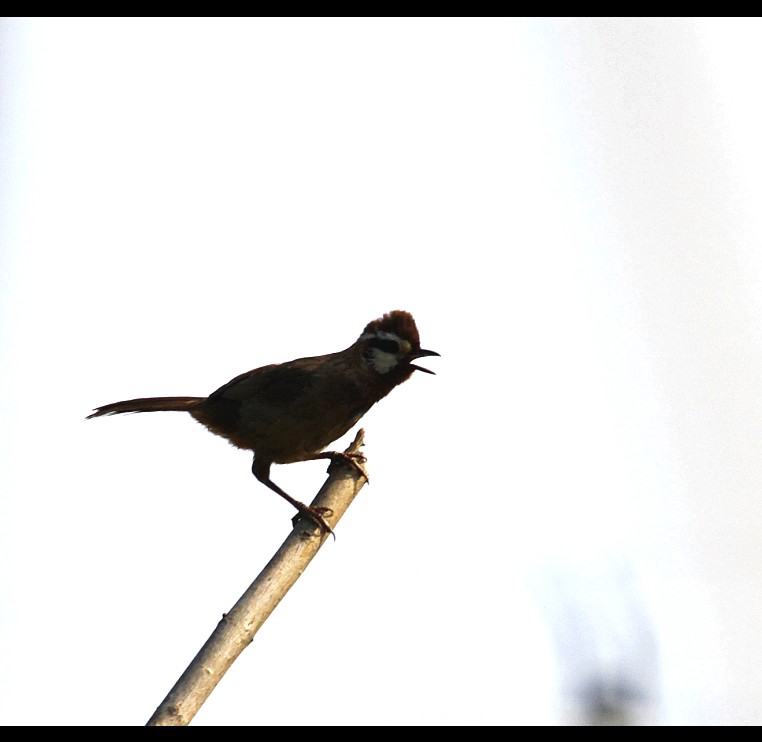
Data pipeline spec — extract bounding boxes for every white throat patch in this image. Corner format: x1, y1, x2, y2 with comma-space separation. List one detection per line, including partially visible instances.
360, 330, 409, 375
364, 347, 399, 374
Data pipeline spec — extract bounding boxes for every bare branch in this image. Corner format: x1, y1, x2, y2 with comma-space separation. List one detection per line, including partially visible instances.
146, 429, 368, 726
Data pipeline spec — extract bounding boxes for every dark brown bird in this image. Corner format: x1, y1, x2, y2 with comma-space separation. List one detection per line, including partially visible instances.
88, 310, 438, 534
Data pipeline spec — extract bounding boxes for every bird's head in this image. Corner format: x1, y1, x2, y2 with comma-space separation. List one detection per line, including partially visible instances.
358, 310, 439, 380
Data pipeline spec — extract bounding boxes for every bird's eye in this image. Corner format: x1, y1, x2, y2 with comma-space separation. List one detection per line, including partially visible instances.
371, 338, 401, 355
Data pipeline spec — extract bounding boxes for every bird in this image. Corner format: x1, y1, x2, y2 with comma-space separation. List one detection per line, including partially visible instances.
87, 310, 439, 535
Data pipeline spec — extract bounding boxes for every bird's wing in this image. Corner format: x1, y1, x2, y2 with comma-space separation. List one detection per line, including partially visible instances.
208, 359, 321, 406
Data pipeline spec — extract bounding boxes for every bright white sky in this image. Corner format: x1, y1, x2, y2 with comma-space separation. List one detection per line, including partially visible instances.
2, 17, 762, 725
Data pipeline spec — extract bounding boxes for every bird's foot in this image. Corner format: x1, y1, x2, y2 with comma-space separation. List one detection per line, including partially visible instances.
322, 451, 370, 484
292, 504, 335, 539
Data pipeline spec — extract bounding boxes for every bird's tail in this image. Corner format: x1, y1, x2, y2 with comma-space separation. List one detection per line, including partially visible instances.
87, 396, 204, 419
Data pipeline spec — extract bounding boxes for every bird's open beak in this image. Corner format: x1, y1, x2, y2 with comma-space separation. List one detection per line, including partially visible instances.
408, 348, 440, 375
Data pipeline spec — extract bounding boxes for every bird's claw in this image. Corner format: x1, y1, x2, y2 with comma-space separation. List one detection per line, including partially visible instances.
328, 451, 369, 484
292, 505, 335, 540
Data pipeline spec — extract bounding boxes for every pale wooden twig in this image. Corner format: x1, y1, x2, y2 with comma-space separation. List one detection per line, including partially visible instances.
146, 429, 368, 726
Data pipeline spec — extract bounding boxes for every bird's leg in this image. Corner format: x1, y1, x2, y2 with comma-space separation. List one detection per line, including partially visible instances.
299, 450, 369, 484
252, 458, 334, 538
